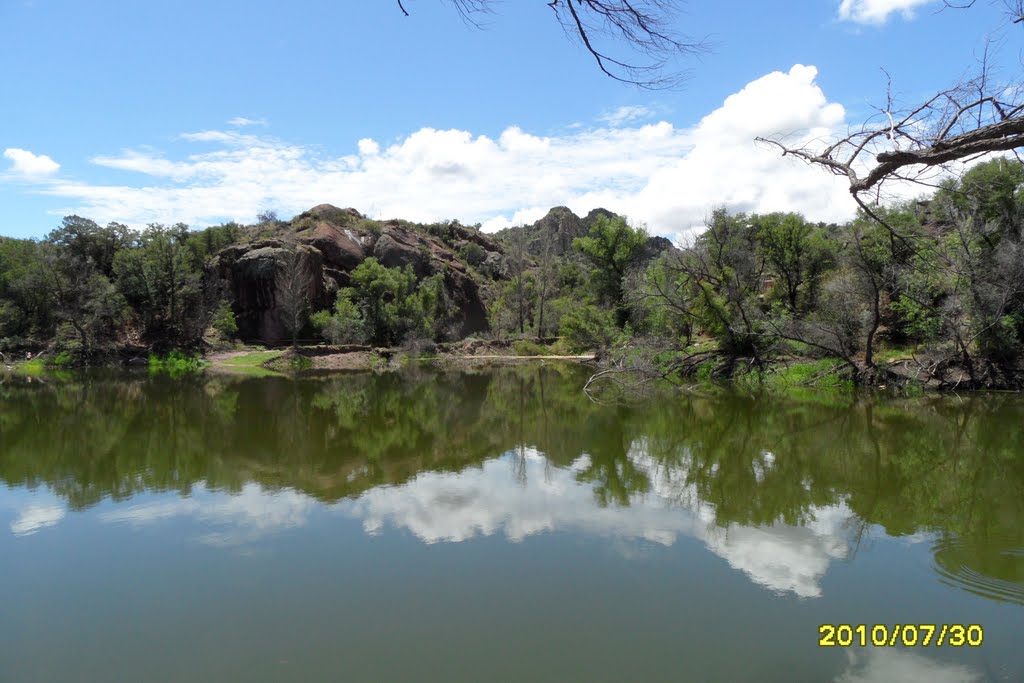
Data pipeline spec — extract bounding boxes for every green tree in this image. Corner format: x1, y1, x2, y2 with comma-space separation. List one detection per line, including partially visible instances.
46, 216, 138, 277
211, 301, 239, 339
312, 289, 366, 344
559, 303, 617, 352
754, 212, 836, 315
939, 158, 1024, 231
346, 258, 441, 345
490, 275, 537, 338
841, 212, 902, 368
186, 222, 242, 261
35, 243, 127, 356
113, 223, 206, 346
0, 238, 52, 343
685, 209, 766, 358
573, 215, 648, 328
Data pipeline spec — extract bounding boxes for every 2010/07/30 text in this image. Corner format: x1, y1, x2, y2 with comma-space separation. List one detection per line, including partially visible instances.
818, 624, 983, 647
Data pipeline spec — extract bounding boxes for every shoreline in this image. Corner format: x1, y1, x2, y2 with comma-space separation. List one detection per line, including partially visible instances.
6, 342, 1023, 396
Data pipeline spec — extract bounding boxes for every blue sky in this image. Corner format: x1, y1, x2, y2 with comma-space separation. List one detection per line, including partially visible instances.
0, 0, 1017, 240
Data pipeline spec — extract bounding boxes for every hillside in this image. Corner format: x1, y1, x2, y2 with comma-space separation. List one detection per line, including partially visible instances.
212, 204, 673, 343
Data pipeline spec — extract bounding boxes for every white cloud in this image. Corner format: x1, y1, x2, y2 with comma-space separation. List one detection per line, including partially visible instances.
227, 116, 268, 127
599, 105, 655, 126
838, 0, 935, 24
348, 443, 855, 598
11, 65, 868, 241
357, 138, 380, 156
81, 440, 855, 596
99, 483, 316, 547
3, 147, 60, 177
10, 503, 65, 536
835, 647, 982, 683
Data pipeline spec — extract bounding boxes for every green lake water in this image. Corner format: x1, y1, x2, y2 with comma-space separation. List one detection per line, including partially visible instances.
1, 365, 1022, 682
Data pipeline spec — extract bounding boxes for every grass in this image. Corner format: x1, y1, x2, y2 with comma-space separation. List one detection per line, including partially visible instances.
12, 353, 76, 377
265, 352, 313, 372
149, 351, 205, 377
219, 363, 282, 377
738, 357, 854, 394
220, 350, 284, 367
12, 358, 47, 377
49, 351, 75, 367
214, 349, 285, 377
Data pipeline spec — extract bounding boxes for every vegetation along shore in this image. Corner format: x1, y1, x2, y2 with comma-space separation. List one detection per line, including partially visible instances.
3, 158, 1024, 392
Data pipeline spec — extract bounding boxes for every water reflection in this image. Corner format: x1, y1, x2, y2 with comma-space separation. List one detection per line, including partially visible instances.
2, 366, 1023, 606
98, 484, 317, 548
350, 447, 854, 598
10, 503, 65, 537
835, 648, 982, 683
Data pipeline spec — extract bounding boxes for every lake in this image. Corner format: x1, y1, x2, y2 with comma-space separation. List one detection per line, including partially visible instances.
1, 365, 1022, 682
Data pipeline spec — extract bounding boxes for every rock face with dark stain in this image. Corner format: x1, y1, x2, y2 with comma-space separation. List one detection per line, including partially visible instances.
214, 240, 328, 342
213, 205, 493, 342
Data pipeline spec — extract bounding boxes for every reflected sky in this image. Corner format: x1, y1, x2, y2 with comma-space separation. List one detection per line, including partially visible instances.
1, 368, 1022, 682
2, 450, 1007, 682
7, 446, 860, 599
834, 648, 983, 683
348, 446, 855, 598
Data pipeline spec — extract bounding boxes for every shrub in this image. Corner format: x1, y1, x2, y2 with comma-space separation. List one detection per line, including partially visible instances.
211, 301, 238, 338
48, 351, 74, 368
559, 304, 617, 352
148, 351, 204, 376
312, 289, 366, 344
513, 339, 546, 356
459, 242, 488, 267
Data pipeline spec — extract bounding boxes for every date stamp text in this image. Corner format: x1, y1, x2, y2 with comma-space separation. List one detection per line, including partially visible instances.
818, 624, 983, 647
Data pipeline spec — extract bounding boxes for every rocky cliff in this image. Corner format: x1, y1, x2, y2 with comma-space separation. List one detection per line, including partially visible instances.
214, 205, 501, 342
212, 204, 673, 343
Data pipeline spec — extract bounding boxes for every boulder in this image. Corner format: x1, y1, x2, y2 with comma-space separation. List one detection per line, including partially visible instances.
306, 221, 366, 271
373, 228, 433, 276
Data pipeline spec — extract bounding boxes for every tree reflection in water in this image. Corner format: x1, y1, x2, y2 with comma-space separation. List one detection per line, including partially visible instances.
1, 365, 1022, 603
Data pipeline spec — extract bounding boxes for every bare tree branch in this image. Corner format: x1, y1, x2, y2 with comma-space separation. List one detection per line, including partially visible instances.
399, 0, 706, 88
758, 5, 1024, 202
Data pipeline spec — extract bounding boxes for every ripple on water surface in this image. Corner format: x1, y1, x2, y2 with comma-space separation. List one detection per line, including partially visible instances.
932, 534, 1024, 606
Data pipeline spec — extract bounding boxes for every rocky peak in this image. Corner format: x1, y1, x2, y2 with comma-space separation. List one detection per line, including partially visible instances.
299, 204, 364, 225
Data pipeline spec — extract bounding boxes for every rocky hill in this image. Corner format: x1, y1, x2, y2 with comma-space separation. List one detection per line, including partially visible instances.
212, 204, 674, 343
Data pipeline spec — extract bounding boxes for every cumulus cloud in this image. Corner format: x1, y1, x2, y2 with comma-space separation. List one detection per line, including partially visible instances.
10, 65, 865, 242
838, 0, 935, 24
357, 138, 380, 156
620, 63, 851, 241
3, 147, 60, 177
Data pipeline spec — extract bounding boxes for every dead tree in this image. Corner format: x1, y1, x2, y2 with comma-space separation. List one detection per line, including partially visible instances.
758, 6, 1024, 223
398, 0, 706, 88
277, 245, 311, 349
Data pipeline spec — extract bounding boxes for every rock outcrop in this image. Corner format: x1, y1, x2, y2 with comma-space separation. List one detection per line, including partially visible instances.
495, 206, 677, 265
211, 204, 675, 344
214, 205, 493, 342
